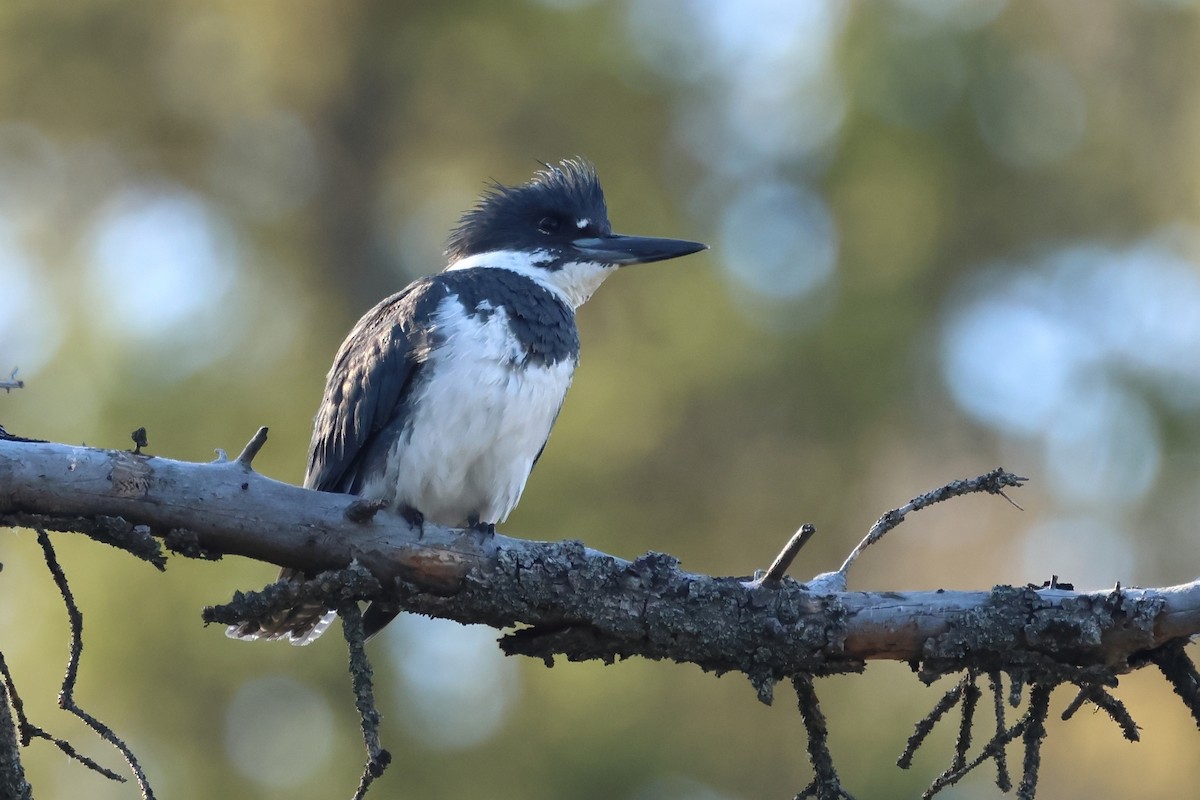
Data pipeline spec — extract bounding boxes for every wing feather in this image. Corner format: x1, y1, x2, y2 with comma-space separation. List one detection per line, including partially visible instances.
304, 277, 447, 493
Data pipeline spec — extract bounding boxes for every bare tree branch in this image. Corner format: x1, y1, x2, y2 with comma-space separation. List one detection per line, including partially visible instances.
5, 435, 1200, 799
833, 468, 1026, 584
3, 437, 1199, 682
35, 530, 155, 799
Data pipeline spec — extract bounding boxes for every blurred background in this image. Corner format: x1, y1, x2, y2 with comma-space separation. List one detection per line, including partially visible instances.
3, 0, 1200, 797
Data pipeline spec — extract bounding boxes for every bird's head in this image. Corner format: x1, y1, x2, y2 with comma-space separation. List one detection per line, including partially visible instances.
444, 158, 706, 308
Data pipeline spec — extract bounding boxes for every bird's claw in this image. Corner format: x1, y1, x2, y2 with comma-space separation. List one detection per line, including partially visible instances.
400, 504, 426, 538
466, 514, 496, 537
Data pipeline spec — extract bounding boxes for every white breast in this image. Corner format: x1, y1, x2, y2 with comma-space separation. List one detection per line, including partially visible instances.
360, 296, 576, 526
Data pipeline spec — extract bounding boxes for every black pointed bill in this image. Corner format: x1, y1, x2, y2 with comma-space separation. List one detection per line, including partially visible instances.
571, 234, 708, 266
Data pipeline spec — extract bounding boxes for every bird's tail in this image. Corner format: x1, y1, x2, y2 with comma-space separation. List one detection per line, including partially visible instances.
224, 568, 337, 646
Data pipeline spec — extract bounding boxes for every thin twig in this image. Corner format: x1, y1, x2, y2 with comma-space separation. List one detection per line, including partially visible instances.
340, 604, 392, 800
898, 676, 967, 769
953, 673, 981, 772
1017, 684, 1052, 800
838, 469, 1026, 579
752, 525, 816, 586
234, 427, 269, 469
1088, 689, 1140, 742
36, 530, 156, 799
922, 716, 1029, 799
12, 515, 167, 570
0, 425, 44, 443
793, 675, 855, 800
987, 672, 1011, 791
1148, 641, 1200, 731
0, 367, 23, 393
921, 675, 1057, 799
0, 651, 124, 781
1061, 684, 1140, 741
1060, 686, 1089, 720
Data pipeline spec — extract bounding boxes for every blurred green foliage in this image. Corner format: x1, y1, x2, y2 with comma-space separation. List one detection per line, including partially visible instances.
4, 1, 1200, 798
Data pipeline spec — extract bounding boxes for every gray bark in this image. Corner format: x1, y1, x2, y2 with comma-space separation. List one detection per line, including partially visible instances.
2, 435, 1198, 689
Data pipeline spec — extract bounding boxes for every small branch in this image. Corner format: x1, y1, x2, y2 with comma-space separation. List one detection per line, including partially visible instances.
1147, 641, 1200, 730
1090, 690, 1140, 742
0, 368, 23, 394
1017, 683, 1052, 800
914, 676, 1060, 799
88, 522, 165, 570
898, 676, 968, 769
793, 675, 855, 800
37, 530, 156, 799
837, 468, 1026, 580
923, 715, 1029, 799
0, 425, 43, 444
1061, 684, 1140, 741
987, 672, 1011, 791
1060, 687, 1088, 720
953, 673, 981, 772
340, 604, 392, 800
5, 513, 167, 570
234, 427, 269, 469
750, 525, 816, 587
0, 652, 125, 782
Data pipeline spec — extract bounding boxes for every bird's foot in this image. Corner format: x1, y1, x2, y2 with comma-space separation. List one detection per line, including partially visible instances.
399, 504, 426, 538
466, 514, 496, 537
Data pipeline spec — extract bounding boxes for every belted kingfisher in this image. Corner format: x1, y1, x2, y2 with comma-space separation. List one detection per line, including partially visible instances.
228, 158, 706, 645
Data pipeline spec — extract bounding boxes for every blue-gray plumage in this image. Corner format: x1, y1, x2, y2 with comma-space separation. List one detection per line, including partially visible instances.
227, 158, 706, 645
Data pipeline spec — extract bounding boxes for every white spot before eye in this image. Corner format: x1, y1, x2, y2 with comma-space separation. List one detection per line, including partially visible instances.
576, 218, 590, 229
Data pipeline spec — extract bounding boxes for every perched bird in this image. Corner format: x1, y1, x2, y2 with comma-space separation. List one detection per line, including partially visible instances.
227, 158, 706, 645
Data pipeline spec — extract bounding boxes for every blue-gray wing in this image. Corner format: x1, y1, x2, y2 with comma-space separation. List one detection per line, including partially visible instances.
304, 277, 445, 494
228, 278, 449, 646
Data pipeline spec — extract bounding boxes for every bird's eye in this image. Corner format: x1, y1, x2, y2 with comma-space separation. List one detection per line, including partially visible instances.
537, 216, 560, 234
